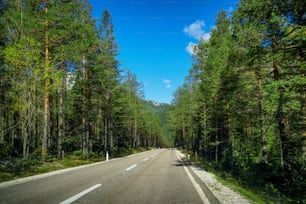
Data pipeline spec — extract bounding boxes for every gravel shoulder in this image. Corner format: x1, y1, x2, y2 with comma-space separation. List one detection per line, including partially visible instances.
176, 150, 252, 204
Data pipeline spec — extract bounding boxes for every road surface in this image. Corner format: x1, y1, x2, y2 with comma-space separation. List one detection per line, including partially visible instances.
0, 149, 219, 204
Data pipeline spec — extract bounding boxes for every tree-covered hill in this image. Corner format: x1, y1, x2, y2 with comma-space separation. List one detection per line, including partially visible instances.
143, 100, 173, 147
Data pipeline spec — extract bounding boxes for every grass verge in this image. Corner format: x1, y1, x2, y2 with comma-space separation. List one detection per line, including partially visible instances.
213, 173, 266, 204
0, 147, 151, 183
180, 150, 267, 204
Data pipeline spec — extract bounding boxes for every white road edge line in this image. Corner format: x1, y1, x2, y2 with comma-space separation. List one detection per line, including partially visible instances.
59, 184, 101, 204
175, 151, 210, 204
126, 164, 137, 171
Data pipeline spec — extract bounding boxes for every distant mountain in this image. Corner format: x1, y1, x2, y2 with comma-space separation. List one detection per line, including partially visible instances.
150, 101, 162, 107
143, 100, 173, 147
144, 100, 171, 127
145, 100, 170, 112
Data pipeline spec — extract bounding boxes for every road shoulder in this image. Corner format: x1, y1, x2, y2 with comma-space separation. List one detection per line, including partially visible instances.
176, 150, 252, 204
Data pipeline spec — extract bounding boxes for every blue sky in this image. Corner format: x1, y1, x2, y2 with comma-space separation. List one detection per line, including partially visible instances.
89, 0, 238, 104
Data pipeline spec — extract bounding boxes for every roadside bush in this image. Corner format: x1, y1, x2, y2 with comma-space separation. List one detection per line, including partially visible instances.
71, 150, 82, 157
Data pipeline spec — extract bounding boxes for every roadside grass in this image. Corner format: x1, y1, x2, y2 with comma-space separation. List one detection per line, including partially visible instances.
0, 147, 151, 183
181, 150, 296, 204
197, 161, 293, 204
179, 150, 267, 204
213, 173, 266, 204
0, 157, 95, 183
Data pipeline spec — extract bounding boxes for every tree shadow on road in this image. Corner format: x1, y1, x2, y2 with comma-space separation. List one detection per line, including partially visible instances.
172, 158, 193, 167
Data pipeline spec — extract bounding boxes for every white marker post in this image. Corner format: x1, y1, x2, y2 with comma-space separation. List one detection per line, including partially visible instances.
106, 151, 109, 161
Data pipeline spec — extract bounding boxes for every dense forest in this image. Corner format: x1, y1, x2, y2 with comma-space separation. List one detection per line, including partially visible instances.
0, 0, 165, 161
0, 0, 305, 203
168, 0, 305, 202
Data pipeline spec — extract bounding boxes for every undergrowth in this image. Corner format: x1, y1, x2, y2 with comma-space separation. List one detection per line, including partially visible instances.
0, 147, 150, 183
186, 151, 304, 204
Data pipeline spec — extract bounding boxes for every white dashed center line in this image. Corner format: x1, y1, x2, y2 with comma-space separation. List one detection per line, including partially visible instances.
59, 184, 101, 204
126, 164, 137, 171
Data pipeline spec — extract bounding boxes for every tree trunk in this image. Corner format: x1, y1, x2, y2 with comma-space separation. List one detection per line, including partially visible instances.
0, 99, 4, 144
274, 70, 288, 167
0, 111, 4, 144
226, 103, 233, 167
245, 118, 250, 162
42, 1, 50, 160
98, 102, 103, 147
134, 117, 137, 147
133, 99, 138, 147
12, 112, 18, 150
57, 61, 65, 159
277, 87, 286, 168
104, 117, 108, 151
109, 119, 113, 148
215, 128, 218, 164
34, 90, 39, 151
82, 54, 89, 158
269, 19, 288, 168
182, 127, 186, 149
22, 112, 28, 158
302, 83, 306, 161
202, 100, 208, 161
255, 66, 267, 164
214, 97, 219, 164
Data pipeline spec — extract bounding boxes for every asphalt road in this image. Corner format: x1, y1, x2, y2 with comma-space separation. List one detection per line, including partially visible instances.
0, 149, 217, 204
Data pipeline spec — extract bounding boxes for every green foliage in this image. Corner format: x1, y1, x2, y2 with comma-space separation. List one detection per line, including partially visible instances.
0, 147, 151, 182
169, 2, 306, 203
1, 1, 304, 202
0, 0, 165, 173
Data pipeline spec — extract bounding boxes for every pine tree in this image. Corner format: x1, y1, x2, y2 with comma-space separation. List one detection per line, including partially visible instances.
94, 9, 120, 152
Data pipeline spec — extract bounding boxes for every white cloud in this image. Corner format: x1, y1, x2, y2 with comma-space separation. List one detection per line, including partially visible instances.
202, 33, 211, 41
163, 78, 171, 89
184, 20, 204, 40
163, 79, 171, 84
184, 20, 211, 55
183, 20, 211, 41
186, 42, 197, 55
